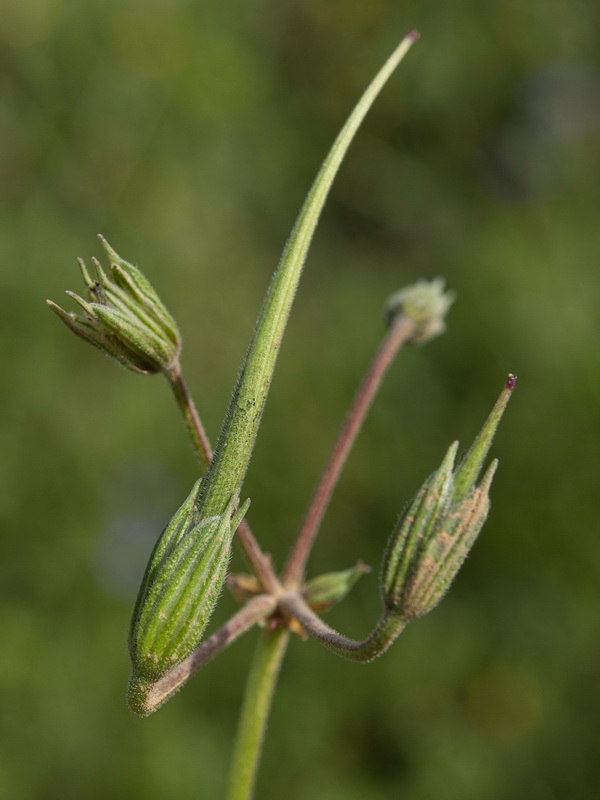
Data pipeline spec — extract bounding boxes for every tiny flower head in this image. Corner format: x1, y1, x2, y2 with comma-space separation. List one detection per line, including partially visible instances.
385, 278, 456, 344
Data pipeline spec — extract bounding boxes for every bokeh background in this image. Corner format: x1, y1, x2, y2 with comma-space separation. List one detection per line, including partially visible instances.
2, 1, 599, 798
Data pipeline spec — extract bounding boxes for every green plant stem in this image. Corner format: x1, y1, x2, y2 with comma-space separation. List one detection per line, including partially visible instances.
165, 362, 281, 594
283, 314, 416, 588
226, 628, 290, 800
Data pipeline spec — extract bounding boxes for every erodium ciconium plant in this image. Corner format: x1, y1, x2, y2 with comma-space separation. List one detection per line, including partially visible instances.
48, 32, 516, 800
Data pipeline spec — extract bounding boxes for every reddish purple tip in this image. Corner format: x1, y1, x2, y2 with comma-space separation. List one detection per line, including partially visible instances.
506, 373, 517, 390
407, 29, 420, 42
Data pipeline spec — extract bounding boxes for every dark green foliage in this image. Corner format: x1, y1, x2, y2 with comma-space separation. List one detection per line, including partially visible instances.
2, 1, 599, 798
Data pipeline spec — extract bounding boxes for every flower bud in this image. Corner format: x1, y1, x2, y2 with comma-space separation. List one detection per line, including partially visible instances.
226, 572, 263, 604
400, 461, 496, 619
381, 442, 457, 612
128, 483, 249, 714
385, 278, 455, 344
304, 561, 371, 612
47, 236, 181, 374
381, 375, 516, 621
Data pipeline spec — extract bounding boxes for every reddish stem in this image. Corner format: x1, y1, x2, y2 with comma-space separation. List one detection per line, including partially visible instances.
283, 314, 416, 588
167, 362, 213, 467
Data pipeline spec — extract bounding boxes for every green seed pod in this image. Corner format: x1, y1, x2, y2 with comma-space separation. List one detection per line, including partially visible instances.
381, 376, 516, 622
401, 462, 496, 619
381, 442, 457, 612
128, 484, 249, 715
304, 562, 371, 612
47, 237, 181, 374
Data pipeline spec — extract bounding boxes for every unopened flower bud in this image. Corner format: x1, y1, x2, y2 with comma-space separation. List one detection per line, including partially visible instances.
47, 236, 181, 374
381, 375, 516, 621
128, 484, 249, 715
400, 461, 496, 619
226, 572, 263, 603
385, 278, 455, 344
381, 442, 457, 612
304, 561, 371, 612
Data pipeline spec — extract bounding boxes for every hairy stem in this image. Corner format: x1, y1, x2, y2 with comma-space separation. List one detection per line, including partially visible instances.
226, 628, 290, 800
166, 362, 213, 468
141, 594, 277, 715
279, 593, 406, 662
283, 314, 416, 587
165, 362, 280, 594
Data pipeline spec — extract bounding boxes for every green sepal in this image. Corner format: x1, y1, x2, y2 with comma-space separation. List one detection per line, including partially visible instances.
92, 305, 174, 372
452, 374, 516, 503
304, 562, 371, 611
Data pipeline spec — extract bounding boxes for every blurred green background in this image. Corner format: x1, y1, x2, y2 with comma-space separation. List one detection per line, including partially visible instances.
2, 0, 599, 798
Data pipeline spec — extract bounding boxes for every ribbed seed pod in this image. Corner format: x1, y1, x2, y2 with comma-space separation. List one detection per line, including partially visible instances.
47, 237, 181, 374
402, 462, 496, 618
128, 484, 249, 713
381, 375, 516, 623
381, 442, 457, 612
98, 236, 180, 349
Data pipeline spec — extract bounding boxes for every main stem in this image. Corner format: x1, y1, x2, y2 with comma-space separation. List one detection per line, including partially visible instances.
283, 314, 416, 587
226, 628, 290, 800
